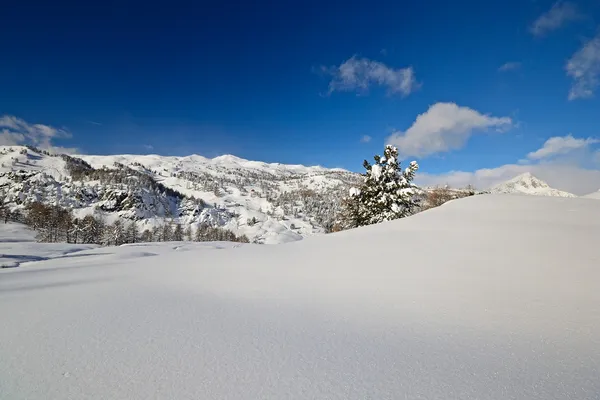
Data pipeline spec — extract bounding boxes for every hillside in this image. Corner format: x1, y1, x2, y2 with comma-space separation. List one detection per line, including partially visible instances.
1, 194, 598, 399
0, 146, 361, 244
490, 172, 576, 197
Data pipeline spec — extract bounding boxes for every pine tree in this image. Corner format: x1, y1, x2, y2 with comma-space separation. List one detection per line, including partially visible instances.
160, 223, 172, 242
140, 229, 153, 243
151, 226, 161, 242
172, 223, 184, 241
340, 145, 419, 228
125, 221, 139, 244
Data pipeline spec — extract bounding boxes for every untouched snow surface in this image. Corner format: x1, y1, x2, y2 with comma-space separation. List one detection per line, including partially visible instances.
1, 194, 599, 399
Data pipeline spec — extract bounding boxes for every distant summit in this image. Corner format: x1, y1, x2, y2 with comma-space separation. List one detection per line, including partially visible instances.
582, 189, 600, 200
490, 172, 576, 197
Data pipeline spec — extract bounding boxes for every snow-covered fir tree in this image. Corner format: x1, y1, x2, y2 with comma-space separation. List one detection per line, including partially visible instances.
340, 145, 419, 227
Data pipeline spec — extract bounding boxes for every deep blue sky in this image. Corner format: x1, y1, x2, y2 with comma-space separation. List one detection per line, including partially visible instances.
1, 0, 599, 175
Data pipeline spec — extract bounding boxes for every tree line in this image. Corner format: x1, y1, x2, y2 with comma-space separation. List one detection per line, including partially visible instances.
19, 201, 249, 245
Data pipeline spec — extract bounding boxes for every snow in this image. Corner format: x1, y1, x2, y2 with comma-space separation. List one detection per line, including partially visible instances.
370, 163, 382, 180
0, 222, 98, 268
0, 146, 360, 244
583, 189, 600, 199
1, 194, 599, 399
491, 172, 576, 197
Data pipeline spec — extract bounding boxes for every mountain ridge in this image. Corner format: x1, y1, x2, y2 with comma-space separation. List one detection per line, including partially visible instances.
0, 145, 361, 244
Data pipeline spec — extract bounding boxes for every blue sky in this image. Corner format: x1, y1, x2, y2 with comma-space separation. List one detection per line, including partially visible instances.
1, 0, 600, 193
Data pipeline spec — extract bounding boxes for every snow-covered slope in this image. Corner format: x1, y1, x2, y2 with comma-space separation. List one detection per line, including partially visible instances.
490, 172, 576, 197
583, 189, 600, 199
0, 146, 361, 243
1, 194, 599, 399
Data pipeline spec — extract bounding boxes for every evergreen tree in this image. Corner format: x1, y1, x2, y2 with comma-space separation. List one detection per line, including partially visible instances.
140, 229, 153, 243
151, 226, 161, 242
172, 223, 184, 241
340, 145, 419, 227
160, 223, 172, 242
125, 221, 139, 244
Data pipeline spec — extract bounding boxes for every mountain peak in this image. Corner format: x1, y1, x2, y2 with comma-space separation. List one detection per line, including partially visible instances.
583, 189, 600, 200
505, 172, 549, 188
491, 173, 575, 197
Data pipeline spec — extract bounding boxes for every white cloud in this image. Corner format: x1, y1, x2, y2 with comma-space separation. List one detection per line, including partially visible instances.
566, 33, 600, 100
386, 103, 512, 158
322, 56, 419, 96
530, 1, 580, 37
417, 134, 600, 195
527, 135, 599, 160
0, 115, 75, 153
360, 135, 372, 143
498, 62, 522, 72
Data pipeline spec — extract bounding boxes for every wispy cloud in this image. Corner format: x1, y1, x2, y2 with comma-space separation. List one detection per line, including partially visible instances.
0, 115, 77, 154
85, 120, 103, 126
566, 32, 600, 100
530, 1, 581, 37
385, 103, 512, 158
527, 134, 599, 159
320, 56, 419, 97
143, 144, 154, 151
498, 62, 522, 72
360, 135, 372, 143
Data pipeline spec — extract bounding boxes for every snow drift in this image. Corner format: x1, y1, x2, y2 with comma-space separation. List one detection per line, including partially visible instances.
1, 194, 599, 399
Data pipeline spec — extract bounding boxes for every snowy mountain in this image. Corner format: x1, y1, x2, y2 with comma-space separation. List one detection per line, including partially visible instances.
490, 172, 576, 197
582, 189, 600, 199
0, 145, 361, 244
2, 194, 599, 399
